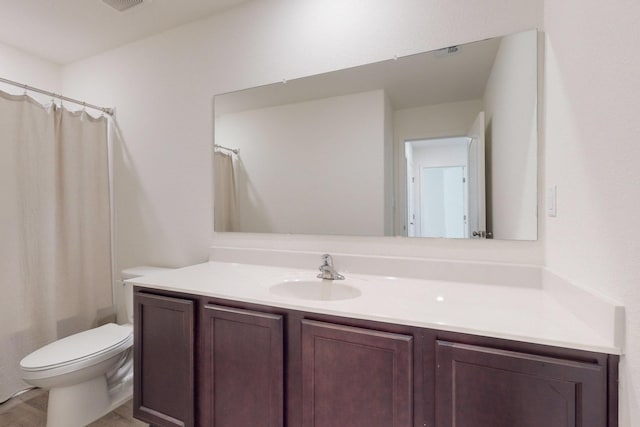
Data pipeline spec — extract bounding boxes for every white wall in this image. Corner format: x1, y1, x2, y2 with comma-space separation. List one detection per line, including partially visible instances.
0, 40, 61, 102
412, 141, 468, 168
393, 99, 483, 234
544, 0, 640, 424
383, 93, 394, 236
215, 90, 386, 236
394, 100, 483, 144
483, 30, 538, 240
60, 0, 543, 268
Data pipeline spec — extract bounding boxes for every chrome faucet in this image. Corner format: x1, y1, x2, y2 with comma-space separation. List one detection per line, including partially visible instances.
317, 254, 345, 280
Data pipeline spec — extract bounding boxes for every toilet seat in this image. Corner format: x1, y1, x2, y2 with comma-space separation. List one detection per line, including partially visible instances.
20, 323, 133, 380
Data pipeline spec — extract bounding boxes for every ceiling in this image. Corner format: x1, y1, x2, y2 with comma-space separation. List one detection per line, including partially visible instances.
215, 37, 501, 114
0, 0, 250, 64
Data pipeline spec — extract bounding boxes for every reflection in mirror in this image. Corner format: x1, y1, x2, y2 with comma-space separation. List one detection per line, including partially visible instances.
214, 29, 538, 240
405, 109, 488, 239
419, 164, 467, 238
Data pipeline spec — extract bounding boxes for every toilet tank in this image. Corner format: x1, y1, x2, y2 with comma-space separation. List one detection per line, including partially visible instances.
121, 266, 173, 324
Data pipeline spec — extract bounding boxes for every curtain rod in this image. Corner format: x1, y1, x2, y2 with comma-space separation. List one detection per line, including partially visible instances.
0, 76, 114, 116
214, 144, 239, 155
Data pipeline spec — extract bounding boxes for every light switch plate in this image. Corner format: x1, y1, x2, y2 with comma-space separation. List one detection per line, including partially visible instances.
547, 186, 557, 217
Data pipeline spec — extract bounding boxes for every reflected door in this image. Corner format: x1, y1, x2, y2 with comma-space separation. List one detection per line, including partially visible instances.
467, 111, 486, 238
406, 161, 417, 237
420, 166, 466, 238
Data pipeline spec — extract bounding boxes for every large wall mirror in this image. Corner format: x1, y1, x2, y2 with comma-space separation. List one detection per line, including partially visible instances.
213, 29, 538, 240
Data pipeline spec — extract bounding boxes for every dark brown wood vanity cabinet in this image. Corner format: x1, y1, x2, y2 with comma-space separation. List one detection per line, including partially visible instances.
134, 289, 284, 427
133, 288, 618, 427
134, 291, 196, 427
300, 319, 413, 427
199, 304, 284, 427
433, 339, 615, 427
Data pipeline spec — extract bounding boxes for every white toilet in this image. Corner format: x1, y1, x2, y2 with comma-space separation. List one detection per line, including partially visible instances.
19, 266, 171, 427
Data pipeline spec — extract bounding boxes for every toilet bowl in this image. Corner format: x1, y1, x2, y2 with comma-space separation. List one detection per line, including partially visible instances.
19, 266, 172, 427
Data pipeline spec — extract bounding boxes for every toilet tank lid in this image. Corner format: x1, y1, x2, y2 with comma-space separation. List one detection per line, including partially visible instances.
121, 266, 173, 280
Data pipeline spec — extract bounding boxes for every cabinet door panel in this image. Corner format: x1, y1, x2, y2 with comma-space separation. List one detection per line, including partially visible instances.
301, 319, 413, 427
134, 292, 194, 427
435, 340, 606, 427
200, 304, 283, 427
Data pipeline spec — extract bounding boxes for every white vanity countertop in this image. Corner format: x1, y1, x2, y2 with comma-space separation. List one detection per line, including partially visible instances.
129, 261, 622, 355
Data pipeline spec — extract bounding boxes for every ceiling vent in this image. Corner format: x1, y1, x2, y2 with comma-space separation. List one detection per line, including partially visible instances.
434, 46, 461, 58
102, 0, 145, 12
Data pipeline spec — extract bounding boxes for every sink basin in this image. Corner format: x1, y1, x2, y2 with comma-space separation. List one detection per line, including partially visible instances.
269, 279, 361, 301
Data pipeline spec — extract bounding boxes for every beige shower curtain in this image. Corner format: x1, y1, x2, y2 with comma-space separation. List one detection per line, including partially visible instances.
214, 151, 238, 232
0, 91, 113, 402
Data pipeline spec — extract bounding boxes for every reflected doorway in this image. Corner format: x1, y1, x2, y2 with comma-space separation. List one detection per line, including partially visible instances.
405, 137, 469, 238
405, 113, 486, 239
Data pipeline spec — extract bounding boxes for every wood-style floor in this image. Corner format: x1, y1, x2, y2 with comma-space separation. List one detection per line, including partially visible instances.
0, 389, 148, 427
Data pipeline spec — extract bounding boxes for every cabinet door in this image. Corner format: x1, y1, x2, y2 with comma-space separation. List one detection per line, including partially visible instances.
301, 319, 413, 427
134, 292, 195, 427
200, 304, 284, 427
435, 340, 607, 427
